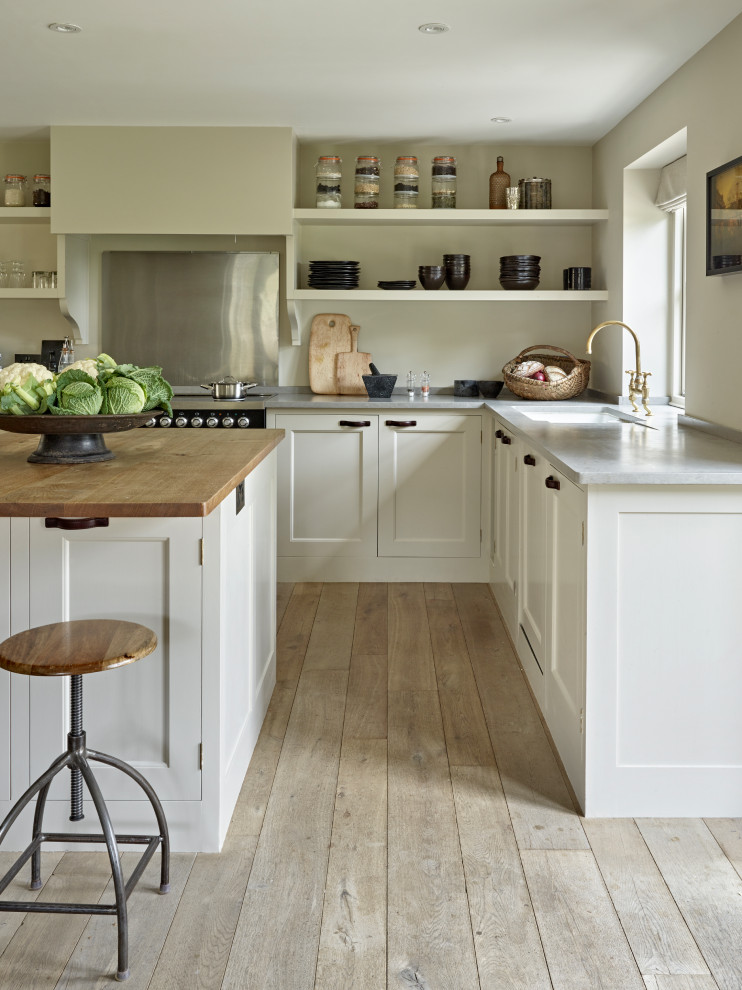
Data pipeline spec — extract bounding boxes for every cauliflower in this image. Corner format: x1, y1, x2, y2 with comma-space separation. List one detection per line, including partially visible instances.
64, 358, 100, 379
0, 362, 54, 389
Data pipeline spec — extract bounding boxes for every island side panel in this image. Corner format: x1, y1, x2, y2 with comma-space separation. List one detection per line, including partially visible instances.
202, 449, 278, 850
585, 484, 742, 817
0, 520, 9, 802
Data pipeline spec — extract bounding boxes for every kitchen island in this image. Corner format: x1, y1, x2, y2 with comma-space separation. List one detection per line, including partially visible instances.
0, 427, 284, 852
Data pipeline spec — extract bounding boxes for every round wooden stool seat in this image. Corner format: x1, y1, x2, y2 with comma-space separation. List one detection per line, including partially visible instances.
0, 619, 157, 677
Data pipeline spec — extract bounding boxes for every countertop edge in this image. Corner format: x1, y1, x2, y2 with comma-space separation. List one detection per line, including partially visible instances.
0, 431, 285, 518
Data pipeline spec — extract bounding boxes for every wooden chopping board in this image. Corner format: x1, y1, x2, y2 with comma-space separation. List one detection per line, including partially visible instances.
336, 325, 372, 395
309, 313, 353, 394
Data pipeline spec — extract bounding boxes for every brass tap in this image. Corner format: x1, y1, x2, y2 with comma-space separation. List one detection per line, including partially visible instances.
585, 320, 652, 416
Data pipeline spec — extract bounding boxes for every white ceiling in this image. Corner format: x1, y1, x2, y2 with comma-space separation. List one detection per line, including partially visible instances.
4, 0, 742, 144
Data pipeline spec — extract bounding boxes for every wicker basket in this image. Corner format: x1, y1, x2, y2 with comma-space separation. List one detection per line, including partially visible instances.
502, 344, 590, 401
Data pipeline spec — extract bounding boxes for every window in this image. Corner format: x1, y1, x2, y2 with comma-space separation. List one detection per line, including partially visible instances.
655, 157, 687, 407
667, 201, 686, 404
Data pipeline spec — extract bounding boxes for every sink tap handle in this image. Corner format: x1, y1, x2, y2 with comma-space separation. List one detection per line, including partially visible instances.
625, 370, 640, 414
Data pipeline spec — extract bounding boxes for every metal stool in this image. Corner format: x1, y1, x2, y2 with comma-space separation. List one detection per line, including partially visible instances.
0, 619, 170, 982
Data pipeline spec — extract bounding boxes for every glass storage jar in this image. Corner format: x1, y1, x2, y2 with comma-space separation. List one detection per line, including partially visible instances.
315, 156, 342, 208
518, 176, 552, 209
3, 174, 26, 207
394, 156, 419, 209
354, 156, 380, 209
431, 156, 456, 208
32, 174, 51, 207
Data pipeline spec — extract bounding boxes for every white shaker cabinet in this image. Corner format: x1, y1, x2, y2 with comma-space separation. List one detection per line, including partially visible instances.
544, 468, 586, 798
378, 414, 481, 558
274, 413, 379, 558
489, 416, 587, 803
271, 409, 485, 580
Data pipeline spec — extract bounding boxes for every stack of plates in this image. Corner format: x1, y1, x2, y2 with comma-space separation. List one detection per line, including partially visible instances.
499, 254, 540, 290
377, 279, 416, 290
308, 260, 360, 289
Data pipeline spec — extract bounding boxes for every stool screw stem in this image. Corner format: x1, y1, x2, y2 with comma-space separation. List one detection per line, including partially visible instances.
69, 674, 84, 822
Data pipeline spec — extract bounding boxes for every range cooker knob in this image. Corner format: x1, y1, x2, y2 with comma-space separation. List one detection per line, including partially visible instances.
159, 416, 172, 428
237, 416, 250, 428
221, 416, 235, 428
174, 415, 188, 428
206, 416, 220, 428
190, 416, 203, 428
145, 417, 157, 428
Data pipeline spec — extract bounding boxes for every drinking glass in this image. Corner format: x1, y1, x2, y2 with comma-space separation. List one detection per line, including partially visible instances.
9, 261, 25, 288
506, 187, 520, 210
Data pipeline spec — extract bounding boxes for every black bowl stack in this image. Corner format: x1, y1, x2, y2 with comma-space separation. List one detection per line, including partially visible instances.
499, 254, 540, 290
308, 260, 360, 290
444, 254, 471, 290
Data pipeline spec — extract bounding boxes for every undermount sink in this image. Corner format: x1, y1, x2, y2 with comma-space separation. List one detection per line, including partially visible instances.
519, 407, 657, 427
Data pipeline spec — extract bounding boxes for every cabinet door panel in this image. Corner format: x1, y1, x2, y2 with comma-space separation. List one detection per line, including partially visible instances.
27, 517, 203, 803
546, 472, 586, 795
0, 521, 9, 801
379, 415, 481, 557
276, 414, 378, 557
491, 422, 520, 637
519, 447, 549, 669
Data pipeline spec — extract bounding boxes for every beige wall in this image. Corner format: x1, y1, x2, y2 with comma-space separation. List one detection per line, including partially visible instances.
593, 13, 742, 427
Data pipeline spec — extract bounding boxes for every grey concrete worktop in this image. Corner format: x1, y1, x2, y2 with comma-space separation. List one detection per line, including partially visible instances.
265, 391, 742, 486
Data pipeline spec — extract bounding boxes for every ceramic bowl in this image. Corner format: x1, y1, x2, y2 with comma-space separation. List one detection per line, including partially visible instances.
477, 380, 504, 398
419, 270, 446, 289
445, 271, 471, 290
453, 379, 479, 397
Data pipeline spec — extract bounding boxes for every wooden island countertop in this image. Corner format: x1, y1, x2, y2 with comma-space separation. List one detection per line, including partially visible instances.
0, 428, 284, 517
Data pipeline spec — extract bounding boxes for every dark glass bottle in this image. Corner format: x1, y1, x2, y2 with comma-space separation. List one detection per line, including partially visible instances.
489, 156, 510, 209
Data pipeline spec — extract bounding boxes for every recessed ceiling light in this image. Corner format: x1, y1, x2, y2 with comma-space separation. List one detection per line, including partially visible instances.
48, 22, 82, 33
418, 22, 449, 34
490, 117, 512, 124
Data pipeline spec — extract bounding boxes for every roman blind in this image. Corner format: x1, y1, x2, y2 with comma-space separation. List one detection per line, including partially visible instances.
655, 156, 687, 211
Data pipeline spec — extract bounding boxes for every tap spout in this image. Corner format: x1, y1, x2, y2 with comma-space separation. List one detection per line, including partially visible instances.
586, 320, 642, 376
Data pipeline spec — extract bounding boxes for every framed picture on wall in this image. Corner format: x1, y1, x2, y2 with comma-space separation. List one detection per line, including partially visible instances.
707, 155, 742, 276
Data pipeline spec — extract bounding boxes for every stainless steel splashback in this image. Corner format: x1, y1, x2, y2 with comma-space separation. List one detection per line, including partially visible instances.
101, 251, 279, 385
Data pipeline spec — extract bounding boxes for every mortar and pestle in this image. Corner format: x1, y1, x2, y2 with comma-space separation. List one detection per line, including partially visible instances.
363, 363, 397, 399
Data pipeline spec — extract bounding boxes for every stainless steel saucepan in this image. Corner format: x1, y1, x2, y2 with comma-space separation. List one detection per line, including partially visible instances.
201, 377, 257, 400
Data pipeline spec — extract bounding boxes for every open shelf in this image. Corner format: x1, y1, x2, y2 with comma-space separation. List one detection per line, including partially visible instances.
287, 205, 610, 343
0, 208, 52, 224
293, 208, 609, 226
288, 289, 608, 302
0, 288, 62, 299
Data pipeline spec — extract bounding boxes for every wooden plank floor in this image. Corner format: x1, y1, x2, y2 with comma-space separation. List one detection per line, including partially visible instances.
2, 582, 742, 988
